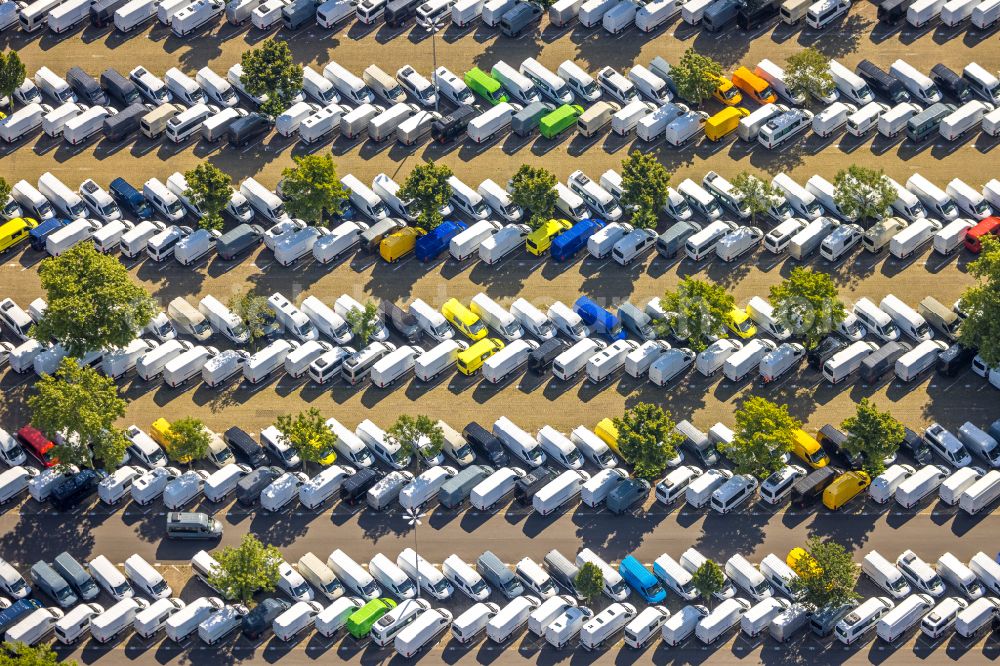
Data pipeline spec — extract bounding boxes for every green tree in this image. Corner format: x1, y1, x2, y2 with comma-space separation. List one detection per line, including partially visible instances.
227, 289, 270, 349
730, 172, 779, 226
163, 417, 211, 464
27, 358, 127, 471
784, 47, 834, 101
958, 236, 1000, 366
613, 403, 683, 480
346, 299, 380, 345
670, 48, 723, 106
0, 641, 73, 666
833, 166, 896, 224
398, 160, 453, 230
33, 244, 155, 357
386, 415, 444, 466
0, 51, 27, 112
721, 397, 800, 479
841, 398, 905, 477
509, 164, 557, 230
691, 560, 724, 605
208, 534, 283, 605
789, 537, 860, 609
275, 408, 336, 469
184, 163, 231, 232
240, 39, 303, 118
574, 562, 604, 605
770, 267, 847, 349
280, 154, 349, 226
0, 177, 11, 207
620, 151, 670, 229
659, 277, 735, 352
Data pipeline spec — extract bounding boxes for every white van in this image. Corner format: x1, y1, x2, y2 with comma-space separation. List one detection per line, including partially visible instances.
835, 596, 894, 644
487, 596, 541, 643
773, 173, 823, 219
125, 554, 171, 600
696, 598, 751, 644
470, 467, 526, 510
134, 598, 186, 638
166, 597, 224, 642
314, 597, 364, 637
863, 551, 911, 599
854, 298, 900, 342
90, 598, 148, 643
877, 593, 934, 643
327, 549, 381, 601
725, 554, 772, 602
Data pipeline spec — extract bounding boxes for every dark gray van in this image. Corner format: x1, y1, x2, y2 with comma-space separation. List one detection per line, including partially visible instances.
544, 549, 581, 597
462, 422, 508, 466
361, 219, 406, 253
790, 467, 838, 507
477, 551, 523, 599
380, 301, 419, 342
228, 113, 271, 147
438, 465, 493, 509
906, 103, 956, 142
67, 67, 108, 106
431, 105, 476, 144
703, 0, 740, 31
104, 103, 149, 142
512, 101, 554, 137
811, 601, 857, 637
499, 1, 541, 36
515, 465, 556, 505
855, 60, 909, 104
859, 341, 911, 384
52, 552, 99, 601
165, 511, 223, 539
282, 0, 314, 29
607, 478, 650, 514
235, 466, 282, 506
876, 0, 911, 23
216, 223, 264, 260
101, 68, 140, 107
384, 0, 420, 25
30, 561, 77, 608
937, 343, 975, 377
657, 221, 701, 258
528, 338, 568, 374
90, 0, 129, 25
224, 426, 268, 466
340, 467, 380, 504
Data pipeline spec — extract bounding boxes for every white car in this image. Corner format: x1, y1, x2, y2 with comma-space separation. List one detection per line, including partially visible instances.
396, 66, 436, 107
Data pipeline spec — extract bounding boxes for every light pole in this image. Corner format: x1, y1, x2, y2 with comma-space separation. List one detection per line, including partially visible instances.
426, 18, 440, 113
405, 506, 425, 598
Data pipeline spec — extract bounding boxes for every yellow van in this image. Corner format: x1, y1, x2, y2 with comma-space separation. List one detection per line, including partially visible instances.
441, 298, 488, 341
822, 471, 870, 510
379, 227, 425, 263
786, 547, 822, 577
594, 418, 621, 457
150, 418, 173, 448
704, 107, 750, 141
0, 218, 38, 255
525, 219, 572, 256
456, 337, 505, 375
792, 429, 829, 469
712, 75, 742, 106
726, 308, 756, 339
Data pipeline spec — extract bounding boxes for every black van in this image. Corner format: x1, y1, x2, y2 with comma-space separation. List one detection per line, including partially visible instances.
737, 0, 778, 29
216, 223, 264, 260
103, 103, 148, 142
515, 465, 556, 504
431, 105, 476, 144
931, 64, 972, 104
807, 336, 847, 371
224, 426, 268, 467
100, 68, 141, 107
901, 427, 934, 464
340, 467, 380, 504
528, 338, 568, 374
236, 466, 282, 506
52, 552, 99, 601
228, 113, 271, 147
790, 467, 838, 506
67, 67, 108, 106
242, 597, 289, 640
876, 0, 912, 22
855, 60, 910, 105
463, 422, 509, 467
860, 341, 911, 384
817, 425, 861, 469
937, 343, 975, 377
90, 0, 129, 26
384, 0, 420, 25
50, 470, 101, 510
380, 301, 420, 342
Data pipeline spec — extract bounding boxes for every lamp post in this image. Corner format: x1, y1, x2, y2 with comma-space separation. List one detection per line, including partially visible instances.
405, 506, 425, 598
426, 18, 440, 113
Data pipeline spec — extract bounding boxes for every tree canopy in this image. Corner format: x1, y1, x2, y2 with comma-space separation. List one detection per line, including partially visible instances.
163, 417, 211, 464
833, 166, 896, 223
240, 39, 303, 118
575, 562, 604, 605
841, 398, 904, 477
280, 154, 349, 225
228, 289, 271, 349
386, 415, 444, 466
613, 403, 683, 480
721, 397, 800, 479
34, 244, 155, 357
670, 48, 723, 105
0, 642, 73, 666
691, 560, 725, 604
659, 277, 735, 352
208, 534, 283, 604
27, 358, 127, 471
184, 163, 231, 232
789, 537, 860, 609
729, 172, 779, 225
275, 408, 336, 467
620, 151, 670, 229
958, 236, 1000, 367
346, 300, 380, 345
0, 51, 27, 112
784, 47, 834, 101
399, 161, 453, 230
770, 267, 847, 349
509, 164, 557, 230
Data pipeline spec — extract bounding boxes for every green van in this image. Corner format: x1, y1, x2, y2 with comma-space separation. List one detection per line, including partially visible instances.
346, 598, 397, 638
464, 68, 508, 105
539, 104, 584, 139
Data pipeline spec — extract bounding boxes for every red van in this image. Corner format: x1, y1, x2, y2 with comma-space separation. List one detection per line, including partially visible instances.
964, 217, 1000, 253
16, 426, 56, 468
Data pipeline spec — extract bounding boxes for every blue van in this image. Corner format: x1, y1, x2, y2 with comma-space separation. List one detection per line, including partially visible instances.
28, 218, 68, 251
415, 220, 467, 262
109, 177, 153, 220
574, 296, 626, 341
619, 555, 666, 603
0, 599, 42, 634
550, 218, 604, 262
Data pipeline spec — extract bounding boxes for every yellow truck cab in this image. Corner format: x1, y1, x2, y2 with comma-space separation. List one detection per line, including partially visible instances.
526, 218, 572, 256
379, 227, 425, 263
441, 298, 488, 341
727, 308, 756, 339
0, 218, 38, 255
822, 471, 870, 510
594, 418, 621, 457
731, 66, 777, 105
456, 337, 505, 375
150, 418, 173, 448
786, 547, 822, 577
792, 429, 830, 469
712, 75, 742, 106
705, 107, 750, 141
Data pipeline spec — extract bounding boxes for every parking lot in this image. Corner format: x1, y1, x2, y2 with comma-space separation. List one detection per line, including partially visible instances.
1, 0, 999, 663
